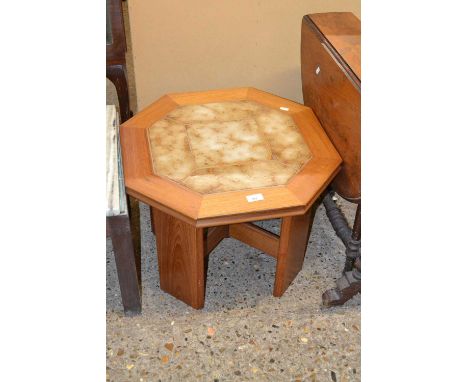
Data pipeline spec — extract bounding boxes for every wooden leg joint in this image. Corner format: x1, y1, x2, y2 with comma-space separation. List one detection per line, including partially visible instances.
229, 223, 279, 258
205, 226, 229, 256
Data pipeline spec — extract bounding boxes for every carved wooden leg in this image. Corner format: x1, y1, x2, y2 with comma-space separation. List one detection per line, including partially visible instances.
273, 204, 317, 297
107, 214, 142, 316
323, 190, 351, 246
106, 64, 132, 123
343, 203, 360, 272
322, 253, 361, 307
152, 208, 206, 309
322, 203, 361, 306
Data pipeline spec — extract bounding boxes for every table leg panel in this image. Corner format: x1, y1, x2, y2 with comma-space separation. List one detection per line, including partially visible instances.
273, 205, 316, 297
152, 208, 206, 309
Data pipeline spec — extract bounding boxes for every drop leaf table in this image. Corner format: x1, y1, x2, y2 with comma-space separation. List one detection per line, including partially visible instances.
301, 12, 361, 306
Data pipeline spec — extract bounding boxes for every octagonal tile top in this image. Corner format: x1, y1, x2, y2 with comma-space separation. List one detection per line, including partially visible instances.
147, 100, 312, 194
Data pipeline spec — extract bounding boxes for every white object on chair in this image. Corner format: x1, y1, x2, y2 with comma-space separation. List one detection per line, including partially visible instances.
106, 105, 127, 216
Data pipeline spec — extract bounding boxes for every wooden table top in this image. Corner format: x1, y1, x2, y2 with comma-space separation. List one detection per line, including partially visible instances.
120, 88, 341, 227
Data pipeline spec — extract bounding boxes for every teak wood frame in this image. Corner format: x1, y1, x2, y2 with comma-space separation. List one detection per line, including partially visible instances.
151, 203, 317, 309
121, 87, 342, 227
120, 87, 343, 309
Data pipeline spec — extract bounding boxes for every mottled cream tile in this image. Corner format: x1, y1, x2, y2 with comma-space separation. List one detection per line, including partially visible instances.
187, 119, 271, 168
255, 109, 311, 165
182, 161, 299, 193
147, 118, 195, 180
147, 101, 313, 193
202, 101, 266, 121
167, 104, 217, 122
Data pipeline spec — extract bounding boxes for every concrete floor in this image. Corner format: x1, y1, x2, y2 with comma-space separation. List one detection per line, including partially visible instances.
106, 201, 360, 382
106, 4, 360, 381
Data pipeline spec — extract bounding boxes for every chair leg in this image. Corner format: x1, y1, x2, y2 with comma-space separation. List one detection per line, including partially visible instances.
322, 203, 361, 306
127, 195, 141, 285
107, 215, 142, 315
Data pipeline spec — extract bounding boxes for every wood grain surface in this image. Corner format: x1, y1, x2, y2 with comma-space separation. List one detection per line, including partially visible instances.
309, 12, 360, 80
107, 215, 141, 315
301, 14, 360, 201
273, 204, 317, 297
205, 226, 229, 256
152, 208, 206, 309
106, 0, 126, 65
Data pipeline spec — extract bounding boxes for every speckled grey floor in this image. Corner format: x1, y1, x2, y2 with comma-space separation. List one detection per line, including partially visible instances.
106, 199, 360, 382
106, 4, 360, 381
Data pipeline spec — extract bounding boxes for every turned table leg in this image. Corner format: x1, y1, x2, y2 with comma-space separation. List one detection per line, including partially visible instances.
107, 214, 142, 316
273, 204, 317, 297
322, 252, 361, 307
343, 203, 361, 272
322, 202, 361, 306
151, 208, 206, 309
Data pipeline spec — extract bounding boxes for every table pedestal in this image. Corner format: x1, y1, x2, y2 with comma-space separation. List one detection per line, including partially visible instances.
151, 205, 317, 309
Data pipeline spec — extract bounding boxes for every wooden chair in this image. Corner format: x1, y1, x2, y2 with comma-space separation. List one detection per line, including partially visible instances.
301, 12, 361, 306
106, 105, 141, 315
106, 0, 142, 315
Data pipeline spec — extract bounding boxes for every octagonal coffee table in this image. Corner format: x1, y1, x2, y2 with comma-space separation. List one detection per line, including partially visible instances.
120, 87, 341, 309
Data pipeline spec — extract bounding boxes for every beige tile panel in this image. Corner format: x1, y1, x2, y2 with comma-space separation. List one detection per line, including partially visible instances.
167, 100, 264, 122
147, 100, 312, 194
182, 160, 299, 194
254, 108, 311, 164
187, 119, 271, 167
147, 118, 195, 180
